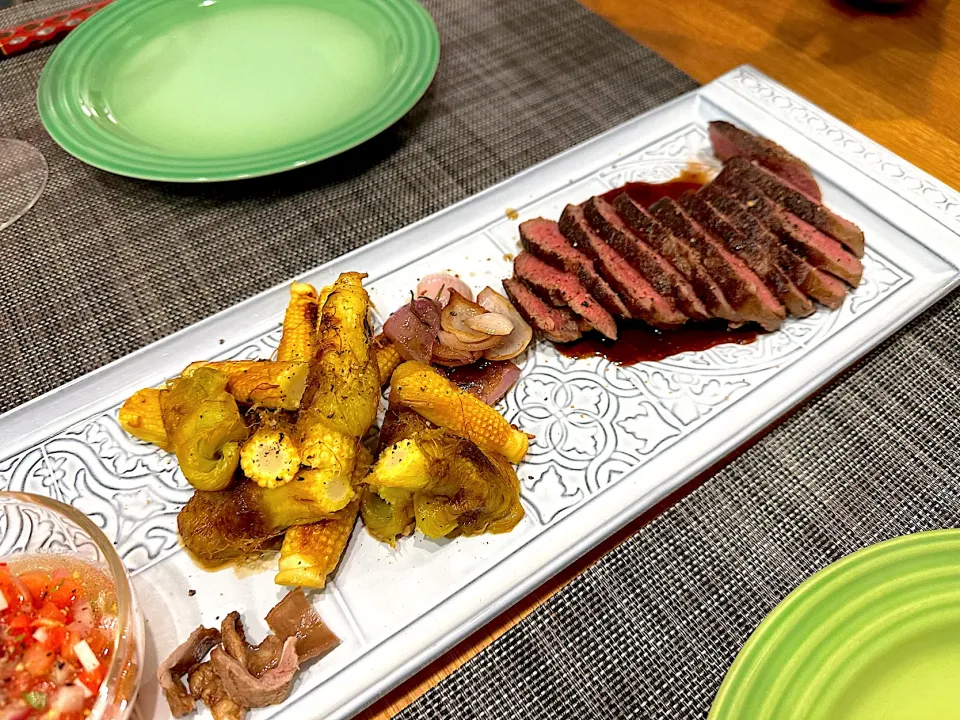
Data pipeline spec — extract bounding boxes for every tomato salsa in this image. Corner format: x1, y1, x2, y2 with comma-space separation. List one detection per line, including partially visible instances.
0, 557, 117, 719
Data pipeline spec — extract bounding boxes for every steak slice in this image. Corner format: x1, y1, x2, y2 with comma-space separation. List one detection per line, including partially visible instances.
648, 197, 782, 331
519, 218, 631, 319
502, 276, 581, 343
721, 158, 864, 257
777, 250, 848, 310
513, 252, 618, 340
710, 172, 862, 286
582, 196, 710, 322
697, 185, 815, 317
676, 191, 787, 330
709, 120, 821, 202
613, 194, 741, 324
559, 204, 686, 328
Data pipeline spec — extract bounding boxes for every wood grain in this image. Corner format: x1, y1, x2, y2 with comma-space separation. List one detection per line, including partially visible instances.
361, 1, 958, 716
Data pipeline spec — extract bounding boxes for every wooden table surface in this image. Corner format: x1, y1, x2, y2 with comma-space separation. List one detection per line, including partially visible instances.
362, 0, 959, 716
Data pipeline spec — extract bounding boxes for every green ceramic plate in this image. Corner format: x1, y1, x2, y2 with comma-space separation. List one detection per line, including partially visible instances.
710, 530, 960, 720
37, 0, 439, 182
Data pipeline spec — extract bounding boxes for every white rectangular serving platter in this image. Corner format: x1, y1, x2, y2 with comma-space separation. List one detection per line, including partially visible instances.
3, 65, 960, 720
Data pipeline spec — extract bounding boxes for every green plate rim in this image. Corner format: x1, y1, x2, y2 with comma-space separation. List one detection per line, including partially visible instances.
36, 0, 440, 182
709, 529, 960, 719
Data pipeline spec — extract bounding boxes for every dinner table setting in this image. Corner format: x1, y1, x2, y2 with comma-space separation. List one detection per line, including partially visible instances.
1, 0, 960, 718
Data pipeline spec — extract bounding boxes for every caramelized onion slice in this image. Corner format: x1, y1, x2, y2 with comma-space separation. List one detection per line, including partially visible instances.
417, 273, 473, 307
440, 292, 491, 343
436, 329, 503, 352
477, 287, 534, 361
464, 313, 514, 336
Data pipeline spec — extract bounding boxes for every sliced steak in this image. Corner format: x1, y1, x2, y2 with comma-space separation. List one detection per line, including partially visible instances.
648, 197, 782, 330
514, 252, 618, 339
519, 218, 630, 319
613, 194, 741, 324
558, 204, 687, 328
698, 185, 815, 317
676, 191, 787, 330
709, 120, 821, 202
710, 172, 862, 286
720, 158, 864, 257
502, 276, 582, 343
582, 196, 710, 322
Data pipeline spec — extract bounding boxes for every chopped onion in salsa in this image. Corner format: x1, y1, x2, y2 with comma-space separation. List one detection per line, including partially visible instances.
0, 558, 117, 719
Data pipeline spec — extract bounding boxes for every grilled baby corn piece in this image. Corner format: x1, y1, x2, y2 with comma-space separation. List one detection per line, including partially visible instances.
186, 360, 309, 411
373, 334, 402, 387
277, 282, 320, 363
240, 414, 302, 489
274, 446, 371, 587
295, 271, 379, 476
118, 388, 171, 451
389, 361, 529, 463
275, 500, 359, 588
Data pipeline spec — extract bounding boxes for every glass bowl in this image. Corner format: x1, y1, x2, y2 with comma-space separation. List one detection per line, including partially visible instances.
0, 491, 144, 719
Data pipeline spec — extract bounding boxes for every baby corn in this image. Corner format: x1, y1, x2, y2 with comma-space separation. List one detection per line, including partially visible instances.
118, 388, 171, 451
367, 438, 432, 490
275, 447, 371, 587
186, 360, 309, 411
240, 418, 302, 489
390, 361, 529, 463
288, 467, 356, 513
374, 334, 402, 387
275, 500, 359, 588
276, 283, 320, 364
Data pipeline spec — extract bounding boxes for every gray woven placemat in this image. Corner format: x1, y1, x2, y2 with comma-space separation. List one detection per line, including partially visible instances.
0, 0, 695, 414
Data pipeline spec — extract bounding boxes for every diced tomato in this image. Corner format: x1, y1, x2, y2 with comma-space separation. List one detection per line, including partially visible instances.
17, 573, 51, 605
37, 600, 65, 625
47, 577, 83, 610
7, 612, 32, 632
77, 664, 106, 692
0, 575, 23, 614
22, 643, 56, 677
45, 626, 68, 653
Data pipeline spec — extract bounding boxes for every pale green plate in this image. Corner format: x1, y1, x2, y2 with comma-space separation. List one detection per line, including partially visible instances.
37, 0, 439, 182
710, 530, 960, 720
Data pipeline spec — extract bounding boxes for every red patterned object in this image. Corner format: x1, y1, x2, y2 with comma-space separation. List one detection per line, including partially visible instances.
0, 0, 112, 57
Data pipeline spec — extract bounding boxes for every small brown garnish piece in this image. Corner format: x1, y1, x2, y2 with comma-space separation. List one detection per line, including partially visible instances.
265, 588, 340, 662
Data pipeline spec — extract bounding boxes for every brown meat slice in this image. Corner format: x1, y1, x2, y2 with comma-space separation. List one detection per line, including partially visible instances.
697, 185, 815, 317
709, 120, 822, 202
502, 276, 581, 343
210, 637, 299, 709
513, 252, 618, 340
583, 196, 710, 321
220, 612, 287, 678
158, 626, 222, 718
710, 171, 862, 286
613, 194, 741, 324
265, 588, 340, 663
558, 204, 686, 328
704, 186, 849, 310
721, 157, 864, 257
648, 197, 782, 330
676, 192, 787, 330
519, 218, 630, 319
189, 663, 246, 720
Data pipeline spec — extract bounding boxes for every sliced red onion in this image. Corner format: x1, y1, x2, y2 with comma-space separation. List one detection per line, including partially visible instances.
383, 297, 442, 364
416, 273, 473, 307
